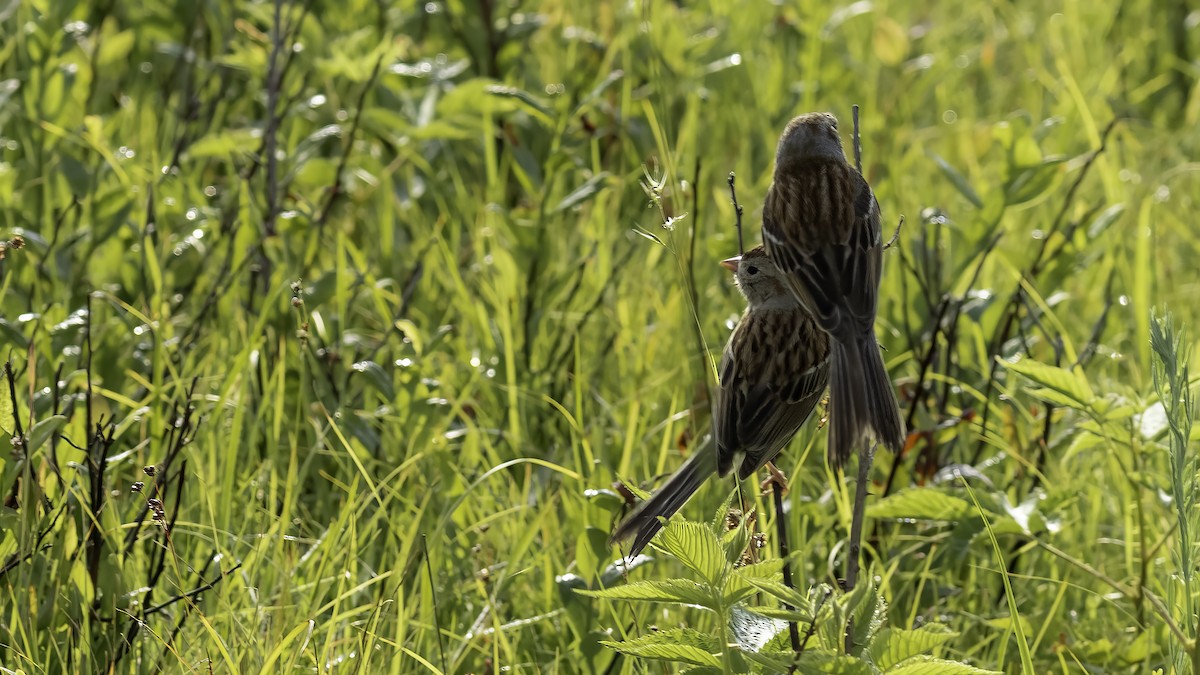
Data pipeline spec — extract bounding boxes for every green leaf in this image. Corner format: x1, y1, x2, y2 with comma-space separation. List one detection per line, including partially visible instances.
553, 172, 611, 213
866, 488, 974, 522
725, 558, 785, 602
579, 578, 716, 606
574, 527, 609, 583
887, 654, 1001, 674
869, 624, 957, 669
186, 128, 260, 160
929, 153, 982, 208
999, 356, 1095, 410
658, 521, 726, 586
351, 360, 394, 400
1087, 203, 1126, 239
27, 415, 67, 453
1004, 160, 1065, 205
843, 578, 886, 657
0, 384, 13, 436
485, 84, 554, 125
740, 576, 811, 611
756, 650, 873, 674
742, 605, 812, 623
97, 30, 136, 67
0, 78, 19, 110
872, 17, 910, 66
601, 629, 721, 667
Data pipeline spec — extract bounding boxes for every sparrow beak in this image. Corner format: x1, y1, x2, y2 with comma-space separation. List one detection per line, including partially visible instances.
720, 255, 740, 272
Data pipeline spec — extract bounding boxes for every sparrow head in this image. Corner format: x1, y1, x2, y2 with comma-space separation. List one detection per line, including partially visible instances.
776, 112, 845, 172
721, 246, 797, 309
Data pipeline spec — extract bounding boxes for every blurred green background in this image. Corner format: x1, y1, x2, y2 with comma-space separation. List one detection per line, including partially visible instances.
1, 0, 1198, 672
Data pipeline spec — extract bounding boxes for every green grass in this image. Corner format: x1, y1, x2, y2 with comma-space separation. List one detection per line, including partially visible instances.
1, 0, 1199, 672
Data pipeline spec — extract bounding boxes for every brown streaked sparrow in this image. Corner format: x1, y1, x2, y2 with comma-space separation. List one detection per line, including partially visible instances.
762, 112, 905, 468
610, 246, 830, 557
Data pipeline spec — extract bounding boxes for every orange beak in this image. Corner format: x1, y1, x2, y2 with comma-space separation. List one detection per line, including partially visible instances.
720, 255, 740, 272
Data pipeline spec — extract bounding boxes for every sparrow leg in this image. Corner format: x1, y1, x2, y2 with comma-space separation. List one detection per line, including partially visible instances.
760, 461, 789, 497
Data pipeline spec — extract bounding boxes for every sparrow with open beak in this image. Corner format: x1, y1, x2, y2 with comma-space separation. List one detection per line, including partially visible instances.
610, 246, 830, 557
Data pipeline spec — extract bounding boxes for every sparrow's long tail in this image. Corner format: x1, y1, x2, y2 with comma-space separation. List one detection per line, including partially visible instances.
610, 440, 718, 558
828, 332, 905, 468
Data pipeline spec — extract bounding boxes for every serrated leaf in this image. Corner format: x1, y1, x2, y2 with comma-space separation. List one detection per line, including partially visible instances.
741, 576, 811, 611
27, 415, 67, 453
742, 605, 813, 623
866, 488, 973, 522
772, 650, 874, 674
869, 624, 958, 669
579, 578, 716, 607
844, 579, 886, 656
887, 654, 1001, 674
725, 558, 785, 602
658, 521, 726, 585
553, 172, 611, 213
999, 357, 1095, 409
601, 629, 721, 667
740, 648, 795, 672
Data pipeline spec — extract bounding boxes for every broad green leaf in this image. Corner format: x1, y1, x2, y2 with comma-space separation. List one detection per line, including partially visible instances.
887, 654, 1001, 674
866, 488, 973, 522
574, 527, 609, 583
579, 578, 716, 606
742, 605, 812, 623
725, 558, 785, 602
999, 356, 1095, 409
27, 415, 67, 453
873, 17, 910, 66
843, 579, 886, 657
754, 650, 873, 674
741, 576, 811, 611
601, 629, 721, 667
869, 624, 957, 669
658, 521, 726, 585
97, 30, 135, 67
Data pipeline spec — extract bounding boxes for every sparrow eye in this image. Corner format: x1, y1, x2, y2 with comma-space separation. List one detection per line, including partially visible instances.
746, 266, 759, 276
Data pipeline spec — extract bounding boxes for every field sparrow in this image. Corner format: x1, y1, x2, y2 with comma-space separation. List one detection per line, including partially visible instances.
762, 112, 905, 467
610, 246, 830, 557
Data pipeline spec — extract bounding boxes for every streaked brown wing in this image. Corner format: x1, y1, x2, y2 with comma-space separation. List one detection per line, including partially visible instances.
764, 163, 882, 339
714, 309, 830, 480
